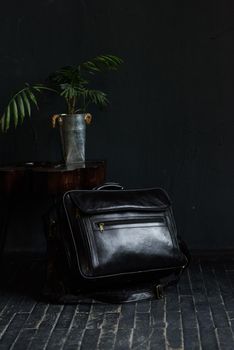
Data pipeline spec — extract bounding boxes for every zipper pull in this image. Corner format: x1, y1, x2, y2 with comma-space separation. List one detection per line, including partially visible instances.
98, 223, 105, 232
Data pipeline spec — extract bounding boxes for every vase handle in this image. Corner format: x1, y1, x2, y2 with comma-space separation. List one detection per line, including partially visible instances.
52, 114, 63, 128
84, 113, 92, 125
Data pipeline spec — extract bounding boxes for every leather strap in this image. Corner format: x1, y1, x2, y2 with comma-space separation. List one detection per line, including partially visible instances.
156, 238, 191, 298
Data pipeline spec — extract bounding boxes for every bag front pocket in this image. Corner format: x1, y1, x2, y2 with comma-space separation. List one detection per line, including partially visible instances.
86, 214, 178, 277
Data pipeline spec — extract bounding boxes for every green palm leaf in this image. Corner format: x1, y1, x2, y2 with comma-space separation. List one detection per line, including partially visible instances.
81, 55, 123, 73
5, 106, 11, 131
12, 99, 18, 128
22, 91, 31, 117
0, 84, 51, 131
80, 89, 109, 111
17, 95, 25, 123
0, 105, 10, 132
26, 89, 39, 109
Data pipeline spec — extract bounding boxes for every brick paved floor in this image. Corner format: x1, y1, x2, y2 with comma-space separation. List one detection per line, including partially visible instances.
1, 255, 234, 349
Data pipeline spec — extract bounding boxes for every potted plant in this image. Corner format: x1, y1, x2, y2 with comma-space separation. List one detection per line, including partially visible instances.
0, 54, 123, 164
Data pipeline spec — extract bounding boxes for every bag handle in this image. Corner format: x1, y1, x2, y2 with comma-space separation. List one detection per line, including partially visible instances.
94, 182, 124, 191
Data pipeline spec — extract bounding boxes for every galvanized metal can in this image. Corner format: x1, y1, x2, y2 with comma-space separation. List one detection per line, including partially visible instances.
52, 113, 92, 165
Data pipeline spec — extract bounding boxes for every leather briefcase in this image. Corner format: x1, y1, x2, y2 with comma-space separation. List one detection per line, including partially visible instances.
44, 184, 189, 303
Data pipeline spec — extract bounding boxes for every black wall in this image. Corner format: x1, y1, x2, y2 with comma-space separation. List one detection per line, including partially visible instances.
0, 0, 234, 250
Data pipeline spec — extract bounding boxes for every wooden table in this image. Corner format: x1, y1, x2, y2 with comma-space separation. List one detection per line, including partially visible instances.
0, 161, 106, 195
0, 161, 106, 255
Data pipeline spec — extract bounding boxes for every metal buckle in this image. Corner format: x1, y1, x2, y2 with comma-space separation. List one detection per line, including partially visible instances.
155, 284, 164, 299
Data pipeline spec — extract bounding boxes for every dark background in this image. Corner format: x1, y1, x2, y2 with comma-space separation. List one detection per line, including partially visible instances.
0, 0, 234, 251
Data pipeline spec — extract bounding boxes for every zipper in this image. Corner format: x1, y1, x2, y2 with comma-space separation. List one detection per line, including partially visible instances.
96, 217, 165, 233
98, 223, 105, 232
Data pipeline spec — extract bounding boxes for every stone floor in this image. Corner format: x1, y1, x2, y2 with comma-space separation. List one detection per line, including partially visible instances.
0, 254, 234, 349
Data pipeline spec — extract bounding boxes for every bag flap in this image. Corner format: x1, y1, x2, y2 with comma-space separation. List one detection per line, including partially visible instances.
65, 188, 171, 214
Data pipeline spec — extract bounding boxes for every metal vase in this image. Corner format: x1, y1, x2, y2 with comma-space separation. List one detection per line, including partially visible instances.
52, 113, 92, 165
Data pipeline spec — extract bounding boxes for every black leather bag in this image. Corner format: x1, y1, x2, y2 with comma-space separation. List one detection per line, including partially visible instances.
44, 185, 189, 303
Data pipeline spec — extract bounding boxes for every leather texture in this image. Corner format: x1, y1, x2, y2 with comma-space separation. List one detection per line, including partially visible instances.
70, 188, 170, 214
60, 187, 188, 297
